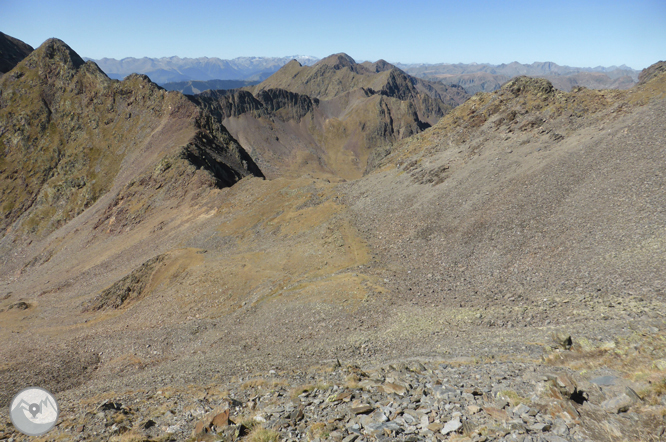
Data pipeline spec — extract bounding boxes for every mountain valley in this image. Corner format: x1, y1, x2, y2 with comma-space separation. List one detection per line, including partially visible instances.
0, 33, 665, 442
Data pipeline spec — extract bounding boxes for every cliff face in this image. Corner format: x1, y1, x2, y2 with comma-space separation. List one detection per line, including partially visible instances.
0, 38, 261, 239
199, 88, 319, 121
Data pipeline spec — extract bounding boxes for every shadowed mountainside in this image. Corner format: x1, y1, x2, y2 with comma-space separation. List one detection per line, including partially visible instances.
0, 31, 33, 75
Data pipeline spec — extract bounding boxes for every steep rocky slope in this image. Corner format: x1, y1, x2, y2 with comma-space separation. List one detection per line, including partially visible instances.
0, 36, 665, 441
361, 71, 666, 323
0, 38, 262, 242
0, 31, 33, 75
192, 54, 469, 180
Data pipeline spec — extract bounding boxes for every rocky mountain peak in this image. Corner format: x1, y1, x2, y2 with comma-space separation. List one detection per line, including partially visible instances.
316, 53, 357, 70
283, 59, 302, 69
123, 72, 157, 85
380, 68, 418, 100
369, 59, 396, 72
34, 38, 86, 71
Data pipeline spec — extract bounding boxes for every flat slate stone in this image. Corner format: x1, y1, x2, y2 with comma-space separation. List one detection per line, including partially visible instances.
590, 375, 617, 386
351, 405, 374, 415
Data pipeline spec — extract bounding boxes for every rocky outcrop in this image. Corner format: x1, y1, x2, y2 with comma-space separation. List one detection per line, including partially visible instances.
83, 254, 166, 311
503, 76, 556, 97
638, 60, 666, 86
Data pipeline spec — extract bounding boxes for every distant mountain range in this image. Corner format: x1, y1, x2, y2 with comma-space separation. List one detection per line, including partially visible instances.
86, 55, 320, 84
396, 61, 639, 79
87, 56, 641, 94
397, 61, 640, 93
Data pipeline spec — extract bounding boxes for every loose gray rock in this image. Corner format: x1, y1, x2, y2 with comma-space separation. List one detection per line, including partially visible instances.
441, 417, 462, 435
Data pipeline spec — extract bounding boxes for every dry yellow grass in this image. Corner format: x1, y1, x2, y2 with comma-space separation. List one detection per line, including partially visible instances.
307, 422, 329, 440
247, 427, 280, 442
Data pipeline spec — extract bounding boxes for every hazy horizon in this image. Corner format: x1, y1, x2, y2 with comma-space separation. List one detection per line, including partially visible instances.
83, 54, 640, 71
2, 0, 664, 70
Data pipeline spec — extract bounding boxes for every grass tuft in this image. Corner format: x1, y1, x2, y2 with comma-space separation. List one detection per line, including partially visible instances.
247, 427, 280, 442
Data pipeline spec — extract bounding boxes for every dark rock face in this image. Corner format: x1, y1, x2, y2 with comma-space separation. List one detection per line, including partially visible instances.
0, 32, 33, 74
255, 89, 318, 119
193, 103, 265, 180
380, 69, 419, 101
197, 88, 318, 121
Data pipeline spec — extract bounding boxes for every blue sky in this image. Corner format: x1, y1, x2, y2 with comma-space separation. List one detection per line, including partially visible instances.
1, 0, 664, 69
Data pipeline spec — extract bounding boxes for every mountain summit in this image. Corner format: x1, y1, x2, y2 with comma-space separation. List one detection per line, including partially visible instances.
257, 52, 466, 104
316, 52, 358, 70
193, 53, 468, 179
